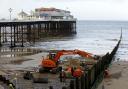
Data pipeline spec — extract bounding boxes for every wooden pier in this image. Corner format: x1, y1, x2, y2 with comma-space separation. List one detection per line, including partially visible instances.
0, 20, 76, 47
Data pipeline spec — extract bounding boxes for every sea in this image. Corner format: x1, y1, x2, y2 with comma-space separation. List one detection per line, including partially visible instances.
33, 20, 128, 61
1, 20, 128, 69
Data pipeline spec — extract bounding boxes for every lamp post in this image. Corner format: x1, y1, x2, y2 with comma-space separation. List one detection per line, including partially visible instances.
9, 8, 12, 20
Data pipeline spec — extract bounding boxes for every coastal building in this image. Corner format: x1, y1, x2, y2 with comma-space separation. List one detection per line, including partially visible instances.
18, 10, 28, 20
18, 7, 75, 20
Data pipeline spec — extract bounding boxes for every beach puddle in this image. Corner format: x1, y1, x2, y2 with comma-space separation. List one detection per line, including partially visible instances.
0, 47, 43, 58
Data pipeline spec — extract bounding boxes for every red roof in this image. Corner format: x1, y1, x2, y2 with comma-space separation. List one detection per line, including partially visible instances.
35, 7, 61, 12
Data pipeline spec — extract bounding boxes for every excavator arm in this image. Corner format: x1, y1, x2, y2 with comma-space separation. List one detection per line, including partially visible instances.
74, 49, 94, 59
53, 49, 94, 62
54, 50, 76, 62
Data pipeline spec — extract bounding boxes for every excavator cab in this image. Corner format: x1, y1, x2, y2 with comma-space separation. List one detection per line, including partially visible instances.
39, 52, 61, 73
49, 52, 61, 67
49, 52, 56, 60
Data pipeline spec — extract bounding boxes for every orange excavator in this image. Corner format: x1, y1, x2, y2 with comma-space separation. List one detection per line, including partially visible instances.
39, 49, 95, 76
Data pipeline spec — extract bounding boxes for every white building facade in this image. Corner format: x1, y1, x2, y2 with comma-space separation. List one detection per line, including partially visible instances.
17, 7, 76, 21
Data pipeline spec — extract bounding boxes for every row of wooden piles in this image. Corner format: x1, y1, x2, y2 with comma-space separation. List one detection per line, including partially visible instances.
0, 21, 76, 47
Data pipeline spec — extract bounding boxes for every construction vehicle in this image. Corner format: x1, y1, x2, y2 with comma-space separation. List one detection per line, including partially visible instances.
39, 49, 95, 75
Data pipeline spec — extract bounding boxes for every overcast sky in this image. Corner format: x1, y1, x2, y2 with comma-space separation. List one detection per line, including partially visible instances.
0, 0, 128, 20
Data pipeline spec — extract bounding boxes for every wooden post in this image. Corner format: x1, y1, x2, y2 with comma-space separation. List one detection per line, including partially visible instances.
40, 23, 43, 35
13, 25, 16, 47
27, 24, 31, 42
2, 26, 4, 43
57, 22, 59, 33
38, 23, 41, 39
73, 22, 76, 34
41, 23, 44, 33
4, 26, 7, 42
21, 25, 24, 47
95, 64, 98, 81
88, 69, 92, 89
0, 26, 1, 46
70, 80, 75, 89
56, 21, 58, 33
33, 24, 36, 43
16, 25, 19, 43
10, 25, 13, 47
44, 23, 46, 33
62, 86, 67, 89
85, 72, 89, 89
81, 74, 85, 89
75, 77, 80, 89
56, 22, 58, 34
46, 22, 48, 33
48, 22, 50, 33
49, 86, 53, 89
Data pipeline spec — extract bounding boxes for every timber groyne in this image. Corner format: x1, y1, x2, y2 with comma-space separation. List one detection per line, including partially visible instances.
0, 20, 76, 47
68, 31, 122, 89
50, 32, 121, 89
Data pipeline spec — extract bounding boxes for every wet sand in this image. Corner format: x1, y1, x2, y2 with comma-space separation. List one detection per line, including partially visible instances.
98, 61, 128, 89
0, 48, 43, 63
0, 47, 49, 75
0, 49, 49, 88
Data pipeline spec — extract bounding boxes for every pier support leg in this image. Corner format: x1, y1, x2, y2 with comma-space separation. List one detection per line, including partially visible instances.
21, 25, 24, 47
27, 24, 31, 42
4, 26, 7, 42
38, 24, 41, 39
13, 25, 16, 47
16, 25, 19, 43
0, 26, 1, 46
33, 24, 36, 43
2, 27, 4, 43
10, 26, 13, 47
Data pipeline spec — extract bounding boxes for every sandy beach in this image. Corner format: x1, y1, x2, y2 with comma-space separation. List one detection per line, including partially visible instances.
1, 47, 128, 89
98, 61, 128, 89
0, 48, 49, 74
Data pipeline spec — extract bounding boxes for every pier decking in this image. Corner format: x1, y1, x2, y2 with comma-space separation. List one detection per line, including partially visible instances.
0, 20, 76, 47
